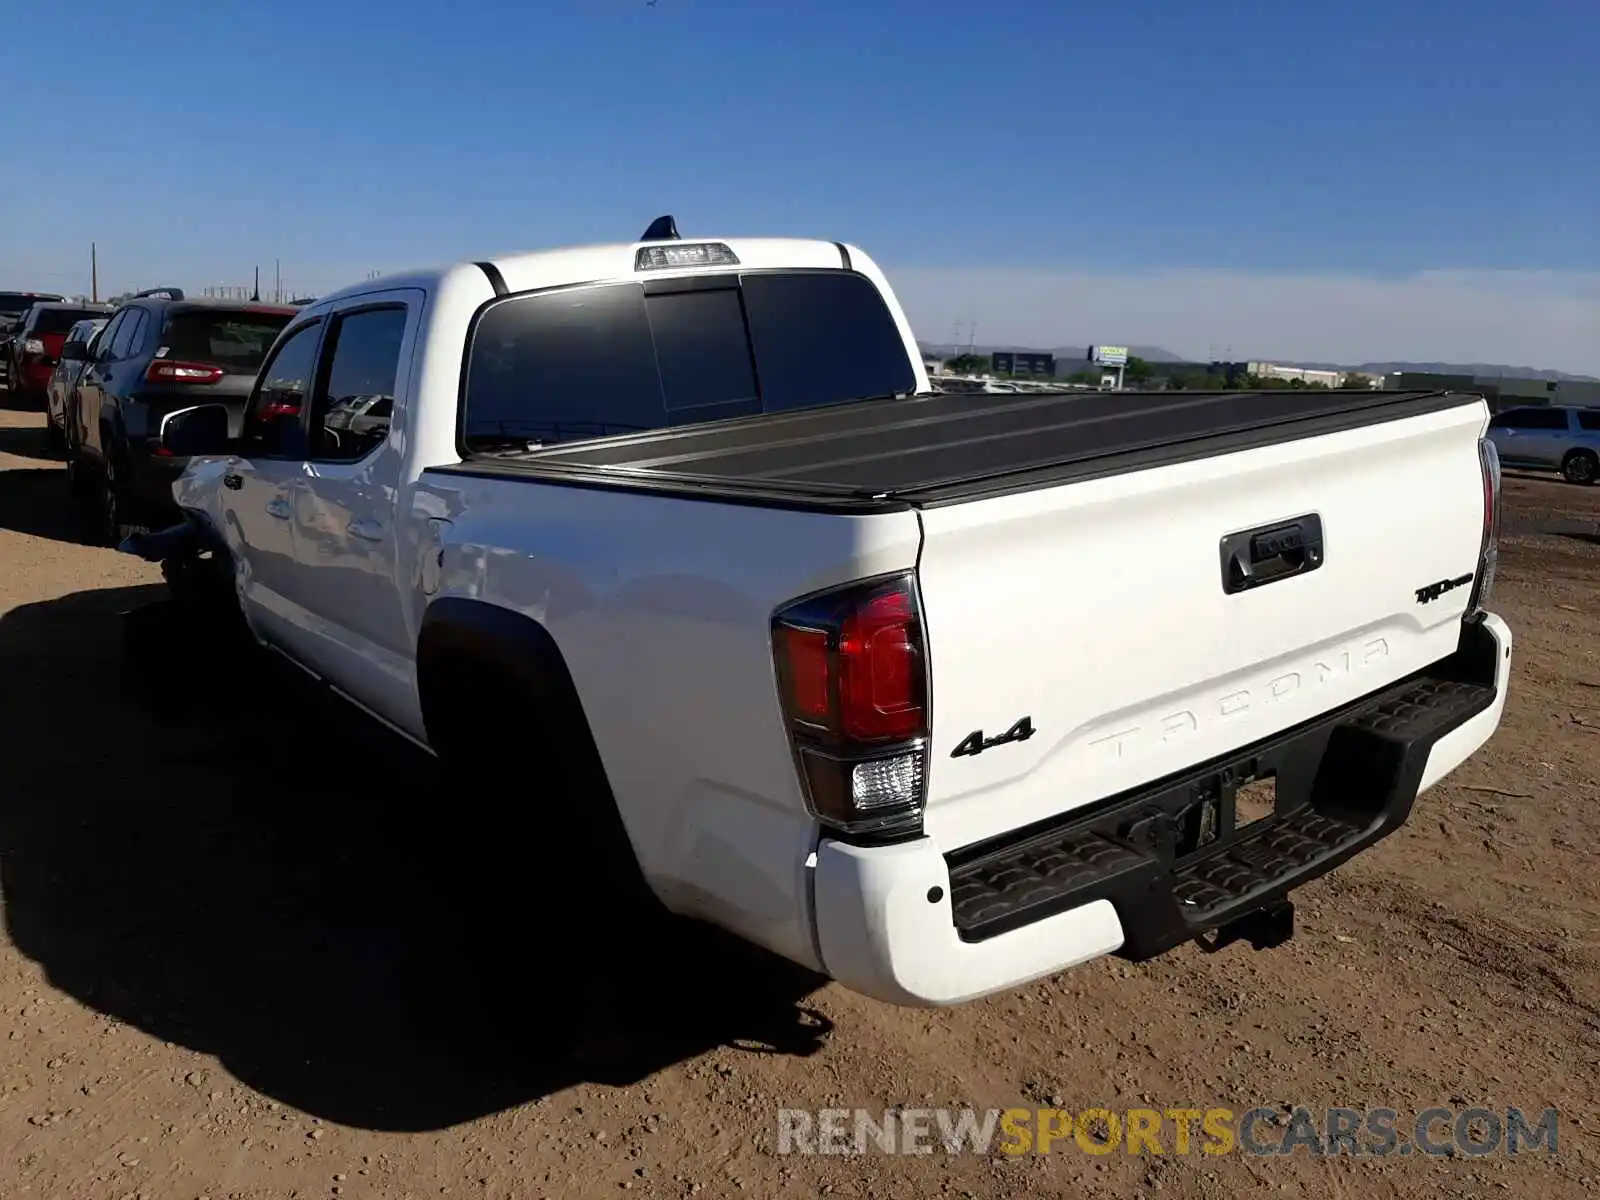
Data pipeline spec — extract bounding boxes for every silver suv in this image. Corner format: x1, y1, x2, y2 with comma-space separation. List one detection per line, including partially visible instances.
1487, 405, 1600, 486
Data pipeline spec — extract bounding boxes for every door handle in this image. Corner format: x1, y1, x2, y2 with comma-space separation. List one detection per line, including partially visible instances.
222, 471, 243, 491
347, 517, 384, 542
1220, 514, 1324, 595
265, 497, 293, 520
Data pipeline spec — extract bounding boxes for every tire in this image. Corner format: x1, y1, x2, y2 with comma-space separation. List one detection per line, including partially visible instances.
44, 414, 64, 452
1561, 450, 1598, 486
66, 453, 97, 501
421, 654, 669, 1045
96, 449, 150, 547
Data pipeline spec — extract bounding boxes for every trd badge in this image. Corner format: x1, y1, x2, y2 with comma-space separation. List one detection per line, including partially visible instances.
1415, 573, 1473, 604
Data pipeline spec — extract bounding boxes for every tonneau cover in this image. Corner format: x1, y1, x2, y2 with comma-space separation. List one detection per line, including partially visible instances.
445, 389, 1476, 508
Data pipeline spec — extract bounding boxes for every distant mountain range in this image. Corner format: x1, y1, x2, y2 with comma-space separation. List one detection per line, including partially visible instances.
917, 342, 1597, 382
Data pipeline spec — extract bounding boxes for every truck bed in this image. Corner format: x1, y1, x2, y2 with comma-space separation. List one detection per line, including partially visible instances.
431, 388, 1477, 511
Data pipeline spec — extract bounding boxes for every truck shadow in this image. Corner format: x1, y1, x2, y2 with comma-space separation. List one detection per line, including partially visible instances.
0, 387, 45, 414
0, 584, 832, 1133
0, 420, 61, 459
0, 468, 95, 545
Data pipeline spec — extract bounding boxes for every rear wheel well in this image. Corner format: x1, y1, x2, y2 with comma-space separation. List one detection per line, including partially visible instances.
415, 602, 657, 904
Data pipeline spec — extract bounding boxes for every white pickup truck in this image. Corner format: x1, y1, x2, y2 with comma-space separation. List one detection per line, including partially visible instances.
145, 219, 1512, 1007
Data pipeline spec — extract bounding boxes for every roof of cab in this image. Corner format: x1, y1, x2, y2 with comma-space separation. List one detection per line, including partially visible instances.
310, 235, 858, 308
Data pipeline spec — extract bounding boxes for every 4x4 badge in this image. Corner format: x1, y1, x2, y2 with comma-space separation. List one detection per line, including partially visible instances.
951, 717, 1036, 758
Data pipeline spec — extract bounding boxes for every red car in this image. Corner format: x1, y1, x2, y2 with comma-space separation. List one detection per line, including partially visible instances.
5, 301, 112, 405
0, 291, 64, 389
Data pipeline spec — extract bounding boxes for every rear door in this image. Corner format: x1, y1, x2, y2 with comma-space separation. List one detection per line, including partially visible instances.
913, 399, 1492, 850
287, 292, 423, 732
75, 308, 136, 461
1488, 406, 1567, 468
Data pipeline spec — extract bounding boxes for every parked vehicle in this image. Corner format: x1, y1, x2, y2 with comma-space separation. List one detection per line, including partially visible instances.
64, 288, 297, 544
4, 301, 112, 407
1486, 404, 1600, 485
45, 317, 108, 450
147, 220, 1512, 1007
0, 291, 66, 390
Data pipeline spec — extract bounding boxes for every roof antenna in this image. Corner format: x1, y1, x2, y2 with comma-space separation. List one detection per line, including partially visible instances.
641, 214, 679, 241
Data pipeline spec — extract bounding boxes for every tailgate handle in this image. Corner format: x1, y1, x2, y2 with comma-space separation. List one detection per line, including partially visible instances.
1221, 514, 1323, 594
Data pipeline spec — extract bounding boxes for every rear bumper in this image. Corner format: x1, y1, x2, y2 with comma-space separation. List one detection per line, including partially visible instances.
813, 613, 1512, 1007
10, 360, 50, 399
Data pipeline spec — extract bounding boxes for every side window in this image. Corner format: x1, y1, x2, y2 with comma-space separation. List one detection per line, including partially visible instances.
95, 311, 129, 360
1576, 410, 1600, 432
308, 306, 408, 462
120, 310, 150, 359
1518, 408, 1568, 430
242, 320, 323, 457
109, 309, 144, 360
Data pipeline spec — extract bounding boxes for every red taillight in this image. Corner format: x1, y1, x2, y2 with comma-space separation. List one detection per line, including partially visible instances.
776, 579, 926, 744
258, 401, 301, 420
1466, 437, 1501, 619
774, 575, 929, 839
837, 589, 923, 741
780, 626, 833, 723
1483, 442, 1500, 539
145, 360, 224, 384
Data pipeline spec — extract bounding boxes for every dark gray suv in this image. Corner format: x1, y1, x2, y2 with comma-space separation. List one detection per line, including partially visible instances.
64, 288, 298, 543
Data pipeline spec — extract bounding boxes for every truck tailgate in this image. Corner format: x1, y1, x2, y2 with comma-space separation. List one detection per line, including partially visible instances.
914, 398, 1489, 851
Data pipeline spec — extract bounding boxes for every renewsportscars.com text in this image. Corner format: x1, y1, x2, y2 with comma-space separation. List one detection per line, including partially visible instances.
775, 1106, 1559, 1158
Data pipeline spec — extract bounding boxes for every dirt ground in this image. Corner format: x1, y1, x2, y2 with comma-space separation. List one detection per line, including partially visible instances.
1, 398, 1596, 1200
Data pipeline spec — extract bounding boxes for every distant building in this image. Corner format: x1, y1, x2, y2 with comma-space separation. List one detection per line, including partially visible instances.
992, 351, 1055, 377
1385, 371, 1600, 410
1248, 361, 1348, 388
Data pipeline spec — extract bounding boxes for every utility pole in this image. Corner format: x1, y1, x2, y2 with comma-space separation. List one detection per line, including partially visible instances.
90, 242, 98, 302
274, 259, 281, 304
251, 265, 261, 303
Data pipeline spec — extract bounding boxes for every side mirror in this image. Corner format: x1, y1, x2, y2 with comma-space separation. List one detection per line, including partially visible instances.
160, 404, 232, 457
61, 340, 88, 361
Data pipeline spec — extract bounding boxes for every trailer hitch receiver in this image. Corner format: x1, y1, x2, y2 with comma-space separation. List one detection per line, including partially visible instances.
1195, 899, 1296, 954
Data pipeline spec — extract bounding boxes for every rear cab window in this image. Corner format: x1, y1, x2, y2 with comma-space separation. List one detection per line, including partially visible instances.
461, 270, 915, 451
161, 309, 295, 374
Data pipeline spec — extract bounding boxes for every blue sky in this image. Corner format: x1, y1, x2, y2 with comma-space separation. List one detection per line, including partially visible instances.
3, 0, 1597, 370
